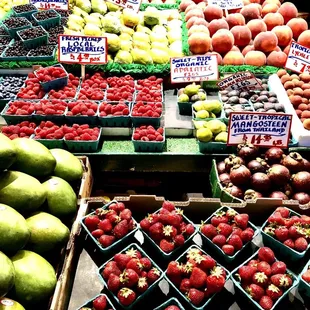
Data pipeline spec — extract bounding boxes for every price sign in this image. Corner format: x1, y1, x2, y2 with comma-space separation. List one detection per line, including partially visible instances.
209, 0, 243, 9
30, 0, 69, 10
170, 54, 219, 84
58, 35, 108, 65
106, 0, 142, 12
227, 112, 292, 148
285, 41, 310, 74
217, 72, 262, 92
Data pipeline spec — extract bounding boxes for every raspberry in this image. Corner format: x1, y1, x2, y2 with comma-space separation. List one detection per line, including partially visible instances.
64, 133, 74, 140
80, 133, 92, 140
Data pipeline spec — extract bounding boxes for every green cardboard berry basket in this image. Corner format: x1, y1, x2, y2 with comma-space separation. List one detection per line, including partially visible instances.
33, 107, 67, 123
97, 242, 164, 310
153, 297, 185, 310
98, 101, 132, 127
33, 137, 65, 149
199, 206, 259, 263
165, 245, 230, 310
132, 128, 165, 152
65, 105, 99, 125
231, 249, 299, 310
261, 208, 310, 261
298, 259, 310, 298
0, 40, 28, 61
32, 9, 61, 30
12, 4, 38, 20
130, 102, 162, 127
75, 293, 116, 310
17, 25, 48, 49
80, 200, 139, 256
27, 46, 57, 61
178, 101, 194, 116
1, 102, 33, 124
1, 18, 32, 38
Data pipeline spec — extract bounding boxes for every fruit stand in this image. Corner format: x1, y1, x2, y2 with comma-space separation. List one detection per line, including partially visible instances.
1, 0, 310, 310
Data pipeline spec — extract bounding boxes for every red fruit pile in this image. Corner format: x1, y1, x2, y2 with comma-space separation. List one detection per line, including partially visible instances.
47, 73, 80, 99
131, 101, 163, 118
236, 247, 293, 310
78, 87, 105, 100
101, 247, 161, 306
140, 201, 195, 254
35, 65, 67, 83
107, 75, 134, 89
34, 121, 65, 140
34, 99, 66, 115
136, 89, 163, 102
99, 101, 129, 117
88, 295, 113, 310
67, 100, 98, 116
63, 124, 100, 141
1, 121, 36, 139
81, 73, 107, 89
164, 306, 180, 310
136, 76, 163, 92
263, 207, 310, 253
5, 100, 35, 115
133, 125, 164, 142
17, 73, 45, 99
84, 201, 136, 248
201, 208, 255, 256
302, 264, 310, 284
167, 247, 226, 306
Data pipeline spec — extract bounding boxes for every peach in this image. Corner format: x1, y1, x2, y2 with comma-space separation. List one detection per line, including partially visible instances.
186, 16, 198, 29
277, 69, 287, 77
301, 110, 310, 118
296, 109, 302, 117
247, 19, 267, 39
188, 32, 211, 54
262, 3, 278, 16
285, 81, 295, 89
287, 18, 308, 40
281, 74, 292, 84
223, 51, 245, 65
249, 0, 261, 3
303, 119, 310, 130
283, 45, 291, 55
298, 103, 308, 110
211, 29, 235, 54
302, 98, 309, 104
185, 8, 204, 22
225, 13, 246, 29
304, 89, 310, 99
203, 4, 223, 22
231, 25, 252, 47
186, 17, 208, 29
231, 46, 241, 52
302, 84, 310, 90
277, 2, 298, 24
290, 95, 303, 105
188, 25, 210, 37
266, 51, 288, 67
242, 45, 255, 56
185, 3, 198, 14
197, 2, 207, 10
262, 0, 281, 7
287, 89, 294, 96
208, 19, 229, 37
180, 0, 195, 12
272, 25, 293, 47
294, 87, 304, 96
263, 12, 284, 31
244, 51, 267, 66
272, 46, 282, 52
243, 0, 250, 5
300, 74, 310, 83
240, 5, 260, 22
297, 30, 310, 48
254, 31, 278, 52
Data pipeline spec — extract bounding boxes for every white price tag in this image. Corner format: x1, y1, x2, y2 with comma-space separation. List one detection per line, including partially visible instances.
106, 0, 142, 12
285, 41, 310, 74
30, 0, 69, 10
218, 72, 262, 92
209, 0, 243, 9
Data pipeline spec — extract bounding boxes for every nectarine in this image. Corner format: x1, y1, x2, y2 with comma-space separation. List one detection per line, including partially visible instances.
263, 12, 284, 31
272, 25, 293, 47
185, 3, 198, 14
242, 45, 255, 56
277, 2, 298, 24
208, 19, 229, 37
225, 13, 246, 29
262, 3, 279, 16
211, 29, 235, 54
188, 32, 211, 54
231, 25, 252, 47
244, 51, 267, 66
188, 25, 210, 37
266, 51, 288, 67
254, 31, 278, 52
240, 5, 260, 22
262, 0, 281, 8
247, 19, 267, 39
287, 18, 308, 41
297, 30, 310, 48
203, 4, 223, 22
185, 8, 204, 22
223, 51, 244, 65
180, 0, 195, 12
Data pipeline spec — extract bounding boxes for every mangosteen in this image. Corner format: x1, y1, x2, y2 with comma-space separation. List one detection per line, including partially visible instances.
267, 164, 291, 186
221, 96, 229, 102
257, 108, 266, 112
274, 103, 284, 111
251, 172, 271, 193
219, 173, 231, 186
244, 106, 253, 111
239, 98, 248, 105
247, 158, 269, 173
230, 164, 251, 186
253, 102, 264, 110
224, 155, 245, 172
268, 97, 278, 103
224, 184, 244, 199
264, 147, 284, 165
251, 94, 259, 102
244, 189, 263, 200
291, 171, 310, 192
262, 84, 268, 90
258, 95, 269, 102
220, 90, 229, 95
302, 158, 310, 172
228, 90, 240, 97
269, 91, 277, 97
228, 96, 240, 104
281, 152, 304, 173
240, 92, 250, 99
267, 109, 277, 113
260, 90, 269, 97
292, 192, 310, 205
217, 161, 226, 174
269, 191, 289, 200
264, 102, 275, 110
237, 143, 259, 161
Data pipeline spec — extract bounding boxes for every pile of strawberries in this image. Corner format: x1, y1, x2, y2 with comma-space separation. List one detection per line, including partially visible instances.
35, 65, 67, 83
81, 73, 107, 90
133, 125, 164, 142
236, 247, 293, 310
131, 101, 163, 118
200, 208, 255, 256
78, 87, 105, 101
67, 100, 98, 116
136, 76, 163, 102
34, 121, 65, 140
136, 76, 163, 92
1, 121, 36, 139
34, 99, 67, 115
167, 247, 227, 306
139, 201, 195, 254
302, 264, 310, 284
99, 101, 130, 117
16, 73, 45, 99
163, 306, 180, 310
47, 73, 80, 99
263, 207, 310, 253
101, 246, 161, 306
63, 124, 100, 141
5, 100, 35, 115
84, 201, 136, 248
83, 295, 113, 310
106, 76, 135, 102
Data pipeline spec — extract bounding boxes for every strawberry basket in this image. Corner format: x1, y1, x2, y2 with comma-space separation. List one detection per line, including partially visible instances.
75, 293, 116, 310
32, 101, 67, 123
131, 101, 163, 127
199, 206, 258, 263
153, 297, 185, 310
298, 259, 310, 298
98, 101, 132, 127
33, 136, 64, 149
1, 101, 34, 124
65, 100, 99, 125
132, 127, 165, 152
97, 243, 164, 309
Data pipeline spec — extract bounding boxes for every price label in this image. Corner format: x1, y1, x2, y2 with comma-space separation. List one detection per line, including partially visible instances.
285, 41, 310, 74
58, 35, 108, 65
106, 0, 142, 12
227, 112, 292, 148
217, 72, 262, 92
209, 0, 243, 9
30, 0, 69, 10
170, 54, 219, 84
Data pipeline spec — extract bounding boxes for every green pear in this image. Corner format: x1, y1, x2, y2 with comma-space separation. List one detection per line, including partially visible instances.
0, 298, 25, 310
178, 94, 189, 103
206, 120, 227, 135
193, 120, 207, 129
193, 101, 205, 112
196, 128, 213, 142
0, 252, 15, 298
196, 110, 209, 119
203, 100, 222, 114
0, 134, 16, 171
215, 132, 228, 143
197, 92, 207, 100
183, 83, 200, 97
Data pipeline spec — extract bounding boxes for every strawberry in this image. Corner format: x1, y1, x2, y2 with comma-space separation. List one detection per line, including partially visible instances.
147, 267, 161, 283
167, 212, 182, 227
266, 284, 283, 300
295, 237, 308, 252
120, 269, 139, 287
92, 295, 107, 310
195, 254, 216, 271
211, 212, 229, 226
187, 288, 204, 306
234, 214, 249, 230
163, 225, 177, 240
238, 265, 257, 282
113, 220, 129, 239
109, 202, 125, 213
231, 227, 243, 238
117, 288, 136, 306
201, 223, 217, 239
137, 277, 148, 293
270, 274, 292, 288
174, 234, 185, 246
222, 244, 235, 256
126, 248, 142, 259
91, 229, 104, 239
126, 258, 143, 274
247, 259, 259, 269
226, 209, 238, 220
257, 261, 272, 276
98, 219, 113, 233
258, 247, 275, 264
162, 201, 175, 212
252, 272, 269, 287
275, 207, 290, 218
283, 238, 295, 248
140, 257, 152, 271
160, 239, 175, 253
302, 269, 310, 283
246, 283, 264, 301
274, 226, 289, 242
99, 235, 115, 248
259, 296, 274, 310
149, 222, 164, 241
206, 267, 226, 293
271, 261, 286, 275
241, 227, 255, 243
182, 261, 194, 276
119, 209, 132, 221
217, 223, 232, 237
212, 234, 226, 247
185, 223, 195, 236
107, 273, 120, 292
140, 218, 152, 232
288, 225, 304, 239
180, 278, 191, 293
227, 234, 243, 251
186, 248, 202, 260
268, 212, 285, 226
190, 267, 207, 289
114, 253, 132, 270
84, 215, 100, 232
102, 261, 121, 280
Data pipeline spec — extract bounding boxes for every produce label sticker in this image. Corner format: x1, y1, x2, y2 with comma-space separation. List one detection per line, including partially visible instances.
170, 54, 219, 84
209, 0, 243, 9
58, 35, 108, 65
227, 112, 292, 148
285, 41, 310, 74
30, 0, 69, 10
217, 71, 262, 92
106, 0, 142, 12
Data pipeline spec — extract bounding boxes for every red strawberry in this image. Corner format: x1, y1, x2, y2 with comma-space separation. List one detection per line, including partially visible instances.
107, 273, 120, 292
295, 237, 308, 252
167, 261, 182, 278
99, 235, 115, 248
231, 227, 243, 238
114, 253, 132, 270
247, 259, 259, 269
98, 219, 113, 233
211, 212, 229, 226
246, 283, 264, 301
92, 295, 107, 310
196, 254, 216, 271
162, 201, 175, 211
226, 209, 238, 220
288, 225, 304, 239
149, 222, 164, 241
241, 227, 255, 243
163, 225, 177, 240
160, 239, 175, 253
147, 267, 161, 283
284, 238, 295, 248
174, 234, 185, 246
102, 261, 121, 280
271, 261, 286, 275
302, 269, 310, 283
266, 284, 283, 300
259, 296, 274, 310
140, 217, 152, 232
126, 258, 143, 274
167, 212, 182, 227
217, 223, 232, 237
105, 210, 120, 224
268, 212, 285, 226
117, 288, 136, 306
234, 214, 249, 230
201, 224, 217, 239
212, 235, 226, 247
109, 202, 125, 213
258, 247, 275, 264
257, 261, 272, 276
140, 257, 152, 271
91, 229, 104, 239
137, 277, 149, 293
227, 235, 243, 251
126, 248, 142, 259
206, 267, 226, 293
222, 244, 234, 256
238, 265, 257, 282
188, 288, 204, 306
120, 269, 139, 287
190, 267, 207, 289
252, 272, 269, 287
180, 278, 191, 293
275, 207, 290, 218
120, 209, 132, 221
185, 223, 195, 236
113, 220, 129, 239
84, 215, 100, 232
270, 274, 292, 288
274, 226, 289, 242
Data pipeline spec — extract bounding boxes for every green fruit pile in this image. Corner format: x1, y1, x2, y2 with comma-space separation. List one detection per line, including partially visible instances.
0, 133, 84, 308
178, 83, 207, 103
194, 119, 228, 143
193, 100, 222, 120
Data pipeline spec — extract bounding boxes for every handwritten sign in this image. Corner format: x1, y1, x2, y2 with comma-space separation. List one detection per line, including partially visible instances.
209, 0, 243, 9
58, 35, 107, 65
106, 0, 142, 12
30, 0, 68, 10
285, 41, 310, 74
217, 72, 262, 92
170, 54, 219, 84
227, 112, 292, 148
